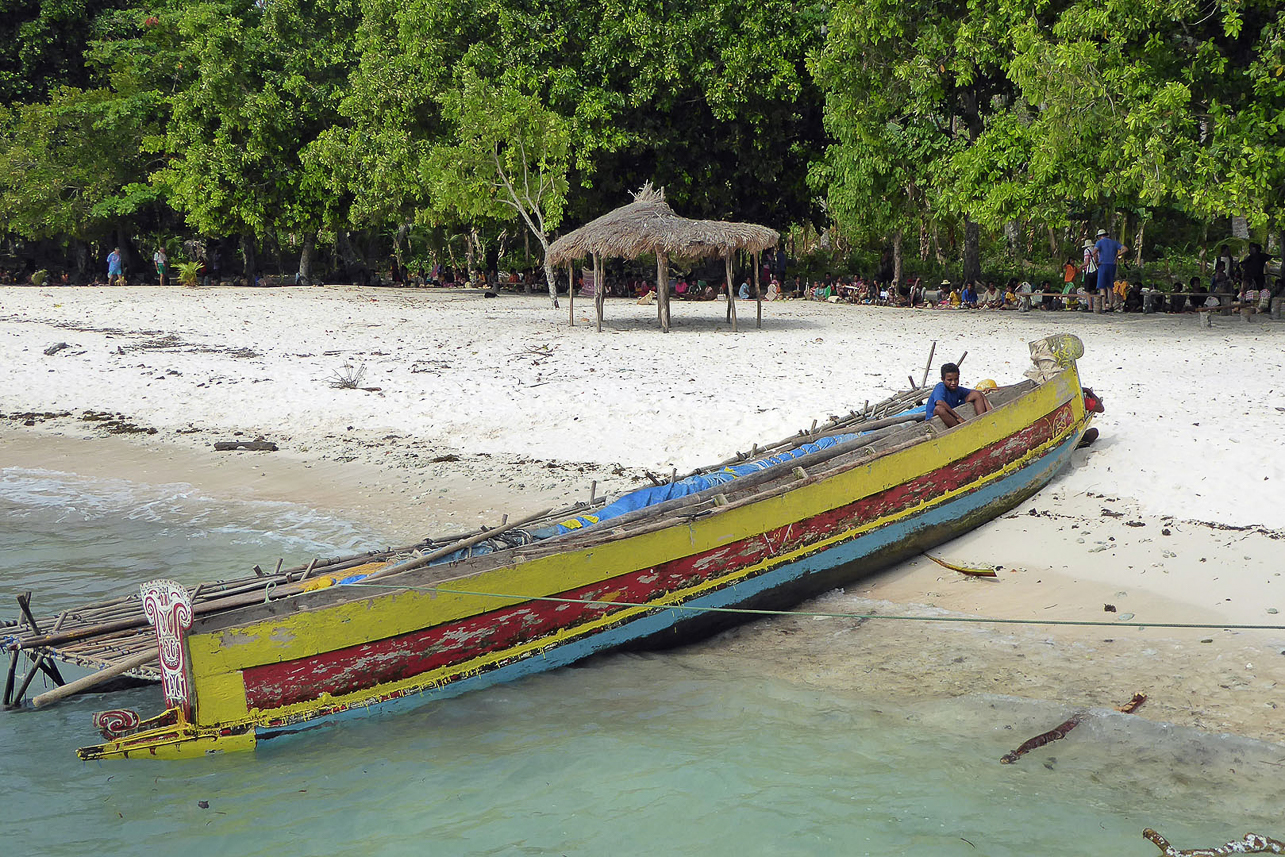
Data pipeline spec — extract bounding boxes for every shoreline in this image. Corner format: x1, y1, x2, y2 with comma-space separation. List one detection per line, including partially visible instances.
3, 286, 1283, 747
4, 419, 1283, 747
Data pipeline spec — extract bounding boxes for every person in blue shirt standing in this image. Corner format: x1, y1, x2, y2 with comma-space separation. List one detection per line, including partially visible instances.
106, 247, 123, 286
1093, 228, 1127, 313
925, 362, 993, 427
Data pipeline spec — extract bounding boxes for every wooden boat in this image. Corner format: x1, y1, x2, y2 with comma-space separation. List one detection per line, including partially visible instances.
69, 334, 1096, 760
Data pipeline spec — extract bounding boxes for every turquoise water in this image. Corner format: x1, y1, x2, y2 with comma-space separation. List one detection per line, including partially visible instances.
2, 468, 1283, 856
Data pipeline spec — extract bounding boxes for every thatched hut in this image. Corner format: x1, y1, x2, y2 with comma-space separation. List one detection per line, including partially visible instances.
547, 184, 778, 332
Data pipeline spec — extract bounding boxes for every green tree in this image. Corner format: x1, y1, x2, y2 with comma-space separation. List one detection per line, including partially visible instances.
427, 71, 571, 307
151, 0, 358, 278
811, 0, 1028, 282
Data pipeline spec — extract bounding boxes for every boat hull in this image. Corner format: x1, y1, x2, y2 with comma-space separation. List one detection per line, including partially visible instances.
81, 358, 1090, 760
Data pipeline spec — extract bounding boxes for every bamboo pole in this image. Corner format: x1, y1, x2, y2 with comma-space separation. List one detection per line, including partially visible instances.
724, 254, 738, 332
919, 340, 937, 388
31, 649, 157, 709
367, 507, 554, 580
10, 611, 68, 704
657, 251, 671, 333
568, 263, 575, 326
16, 593, 65, 686
2, 648, 17, 706
594, 254, 604, 332
754, 251, 762, 329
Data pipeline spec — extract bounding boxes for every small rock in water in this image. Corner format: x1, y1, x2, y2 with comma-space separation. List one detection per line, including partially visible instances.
197, 800, 210, 809
1267, 608, 1279, 615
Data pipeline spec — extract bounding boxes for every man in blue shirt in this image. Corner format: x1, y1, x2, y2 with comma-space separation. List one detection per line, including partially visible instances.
1094, 228, 1127, 313
925, 362, 993, 427
106, 247, 123, 286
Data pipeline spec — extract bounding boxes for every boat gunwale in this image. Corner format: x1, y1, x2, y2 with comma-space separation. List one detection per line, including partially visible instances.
192, 375, 1064, 634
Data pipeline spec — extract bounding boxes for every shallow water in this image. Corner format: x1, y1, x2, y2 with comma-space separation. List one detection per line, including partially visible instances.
2, 468, 1282, 856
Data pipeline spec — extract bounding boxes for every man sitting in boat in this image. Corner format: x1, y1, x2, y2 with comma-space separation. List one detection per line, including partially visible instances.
925, 363, 993, 427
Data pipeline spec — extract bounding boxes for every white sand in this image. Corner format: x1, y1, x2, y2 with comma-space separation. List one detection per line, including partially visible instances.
3, 285, 1283, 743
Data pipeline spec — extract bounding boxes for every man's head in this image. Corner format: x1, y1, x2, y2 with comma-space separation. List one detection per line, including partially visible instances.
1096, 228, 1108, 238
1251, 243, 1262, 254
940, 362, 961, 388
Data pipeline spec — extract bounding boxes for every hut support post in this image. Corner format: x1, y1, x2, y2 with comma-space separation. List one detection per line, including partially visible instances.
724, 255, 738, 332
568, 263, 575, 326
657, 252, 671, 333
594, 255, 604, 332
754, 251, 762, 329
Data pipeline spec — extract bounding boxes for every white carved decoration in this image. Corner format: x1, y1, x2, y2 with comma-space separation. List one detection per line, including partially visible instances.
140, 579, 194, 718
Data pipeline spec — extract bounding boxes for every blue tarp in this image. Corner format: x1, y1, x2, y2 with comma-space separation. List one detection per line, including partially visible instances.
415, 412, 918, 569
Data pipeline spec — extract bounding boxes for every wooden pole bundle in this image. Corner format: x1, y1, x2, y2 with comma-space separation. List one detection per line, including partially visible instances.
31, 650, 157, 709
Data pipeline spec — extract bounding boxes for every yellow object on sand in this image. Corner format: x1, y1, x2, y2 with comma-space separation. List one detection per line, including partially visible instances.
926, 554, 998, 577
976, 379, 998, 390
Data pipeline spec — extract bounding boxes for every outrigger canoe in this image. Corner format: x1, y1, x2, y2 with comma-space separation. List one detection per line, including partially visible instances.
72, 334, 1096, 759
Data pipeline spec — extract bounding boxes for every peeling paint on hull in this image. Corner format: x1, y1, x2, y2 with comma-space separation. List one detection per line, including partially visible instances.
243, 403, 1073, 712
79, 355, 1091, 759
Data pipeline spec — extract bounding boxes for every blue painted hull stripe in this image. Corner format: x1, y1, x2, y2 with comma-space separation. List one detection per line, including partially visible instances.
256, 429, 1080, 741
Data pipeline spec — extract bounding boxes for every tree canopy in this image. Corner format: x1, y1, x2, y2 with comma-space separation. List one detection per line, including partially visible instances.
0, 0, 1280, 283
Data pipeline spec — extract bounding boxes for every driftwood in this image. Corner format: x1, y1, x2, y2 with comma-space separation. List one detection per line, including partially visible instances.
1000, 713, 1082, 764
926, 554, 997, 578
1117, 692, 1147, 713
1001, 693, 1149, 763
214, 440, 278, 452
1144, 830, 1285, 856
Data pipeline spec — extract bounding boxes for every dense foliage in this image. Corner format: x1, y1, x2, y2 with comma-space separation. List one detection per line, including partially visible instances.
0, 0, 1280, 283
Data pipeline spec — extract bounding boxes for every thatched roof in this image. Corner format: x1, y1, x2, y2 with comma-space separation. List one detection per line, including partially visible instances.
547, 184, 778, 264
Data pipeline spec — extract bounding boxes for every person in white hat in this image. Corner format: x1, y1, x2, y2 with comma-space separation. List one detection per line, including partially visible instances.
1081, 238, 1098, 309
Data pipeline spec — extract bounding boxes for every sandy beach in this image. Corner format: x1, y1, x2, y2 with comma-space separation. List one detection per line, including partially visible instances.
3, 285, 1283, 746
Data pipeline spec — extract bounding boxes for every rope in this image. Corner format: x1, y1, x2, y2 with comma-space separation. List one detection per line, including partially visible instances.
344, 583, 1285, 632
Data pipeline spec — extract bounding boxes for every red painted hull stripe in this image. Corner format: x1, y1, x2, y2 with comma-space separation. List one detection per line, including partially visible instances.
242, 402, 1072, 709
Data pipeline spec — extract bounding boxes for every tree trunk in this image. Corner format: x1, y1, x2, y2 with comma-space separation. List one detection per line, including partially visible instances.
73, 240, 89, 278
892, 231, 903, 288
239, 235, 257, 283
540, 239, 559, 309
298, 230, 316, 285
963, 218, 981, 284
116, 226, 134, 277
393, 224, 408, 266
1232, 216, 1250, 240
1133, 219, 1146, 268
466, 229, 482, 284
336, 230, 361, 282
1003, 220, 1020, 258
918, 218, 929, 261
1199, 222, 1209, 275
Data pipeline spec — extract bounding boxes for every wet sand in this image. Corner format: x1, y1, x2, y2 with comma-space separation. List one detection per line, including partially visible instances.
5, 421, 1282, 748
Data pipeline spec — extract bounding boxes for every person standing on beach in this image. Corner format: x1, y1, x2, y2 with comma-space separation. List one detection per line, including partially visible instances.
153, 246, 169, 286
1081, 239, 1098, 308
106, 247, 123, 286
926, 363, 992, 427
1093, 228, 1126, 314
1241, 243, 1273, 291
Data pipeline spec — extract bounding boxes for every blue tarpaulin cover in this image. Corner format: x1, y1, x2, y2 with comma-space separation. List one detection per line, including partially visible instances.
413, 412, 917, 570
